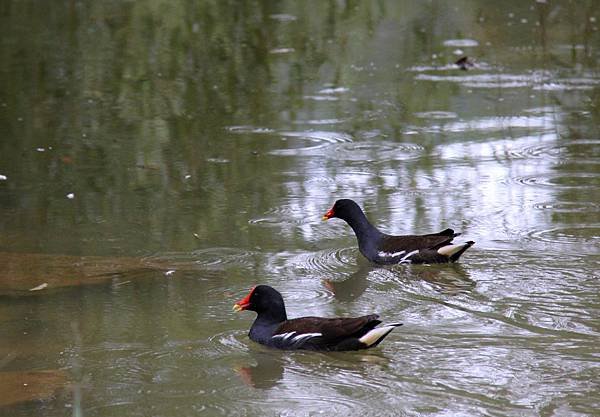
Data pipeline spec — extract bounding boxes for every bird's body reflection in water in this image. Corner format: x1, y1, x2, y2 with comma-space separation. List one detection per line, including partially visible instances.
322, 262, 373, 301
234, 348, 394, 390
235, 351, 285, 389
323, 260, 476, 302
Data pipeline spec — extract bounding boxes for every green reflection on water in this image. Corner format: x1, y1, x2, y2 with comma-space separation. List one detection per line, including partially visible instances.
0, 1, 599, 416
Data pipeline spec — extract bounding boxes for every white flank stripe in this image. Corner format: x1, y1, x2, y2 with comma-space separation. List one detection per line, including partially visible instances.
437, 243, 467, 257
358, 325, 396, 347
378, 250, 406, 258
272, 332, 322, 345
291, 333, 322, 343
272, 331, 296, 340
400, 250, 419, 262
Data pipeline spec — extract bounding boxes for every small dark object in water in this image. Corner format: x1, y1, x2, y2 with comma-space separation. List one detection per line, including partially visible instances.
455, 56, 474, 70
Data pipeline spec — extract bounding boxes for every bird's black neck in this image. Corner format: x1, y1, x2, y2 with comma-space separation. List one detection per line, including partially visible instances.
342, 208, 382, 248
249, 308, 288, 342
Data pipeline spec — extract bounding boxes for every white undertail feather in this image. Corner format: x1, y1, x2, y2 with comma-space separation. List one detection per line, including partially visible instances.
358, 323, 403, 347
437, 243, 469, 257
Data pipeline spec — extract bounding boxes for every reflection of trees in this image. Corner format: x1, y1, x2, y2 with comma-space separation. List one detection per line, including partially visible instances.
0, 0, 597, 255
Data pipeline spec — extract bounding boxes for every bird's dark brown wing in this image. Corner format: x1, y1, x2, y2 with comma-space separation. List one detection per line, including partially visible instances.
275, 314, 381, 342
379, 230, 456, 252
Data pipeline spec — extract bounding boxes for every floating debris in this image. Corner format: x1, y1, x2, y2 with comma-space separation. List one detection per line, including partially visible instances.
66, 193, 75, 199
455, 56, 475, 70
165, 270, 175, 277
0, 174, 7, 181
29, 283, 48, 291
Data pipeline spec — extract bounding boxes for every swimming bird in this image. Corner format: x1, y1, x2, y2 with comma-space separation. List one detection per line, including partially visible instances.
323, 199, 474, 264
233, 285, 402, 351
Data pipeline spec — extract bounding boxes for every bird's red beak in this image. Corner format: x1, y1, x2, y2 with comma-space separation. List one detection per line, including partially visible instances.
322, 207, 334, 221
233, 286, 255, 312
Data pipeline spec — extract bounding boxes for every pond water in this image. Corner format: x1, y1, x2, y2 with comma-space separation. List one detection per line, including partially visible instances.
1, 1, 599, 416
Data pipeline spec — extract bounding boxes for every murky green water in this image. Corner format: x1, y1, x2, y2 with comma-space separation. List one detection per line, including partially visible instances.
1, 1, 599, 416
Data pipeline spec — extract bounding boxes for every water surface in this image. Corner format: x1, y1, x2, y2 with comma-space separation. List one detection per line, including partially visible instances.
1, 1, 599, 416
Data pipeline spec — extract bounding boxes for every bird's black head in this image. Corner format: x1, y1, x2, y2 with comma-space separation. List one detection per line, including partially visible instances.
322, 199, 364, 223
234, 285, 286, 317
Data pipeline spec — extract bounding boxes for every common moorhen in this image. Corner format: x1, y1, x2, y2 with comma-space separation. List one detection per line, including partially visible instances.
323, 199, 474, 264
233, 285, 402, 351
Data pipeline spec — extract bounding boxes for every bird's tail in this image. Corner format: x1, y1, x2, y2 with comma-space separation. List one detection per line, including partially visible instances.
437, 241, 475, 262
358, 322, 403, 347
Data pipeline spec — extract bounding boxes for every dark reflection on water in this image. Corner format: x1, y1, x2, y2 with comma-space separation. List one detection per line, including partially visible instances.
1, 0, 599, 416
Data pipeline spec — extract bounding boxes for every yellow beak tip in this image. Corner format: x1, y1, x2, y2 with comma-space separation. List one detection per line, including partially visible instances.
322, 216, 329, 221
233, 304, 242, 312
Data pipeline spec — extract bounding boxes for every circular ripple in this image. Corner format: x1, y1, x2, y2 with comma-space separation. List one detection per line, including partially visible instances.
533, 201, 600, 213
226, 125, 275, 134
527, 225, 600, 246
414, 111, 458, 119
269, 130, 353, 156
145, 248, 258, 271
513, 172, 600, 189
509, 140, 600, 161
207, 330, 251, 357
282, 247, 357, 276
333, 141, 424, 162
249, 205, 315, 226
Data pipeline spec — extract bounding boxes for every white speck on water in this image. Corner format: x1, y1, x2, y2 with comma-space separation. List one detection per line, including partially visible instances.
318, 87, 349, 94
36, 147, 45, 152
67, 193, 75, 199
82, 133, 87, 138
165, 270, 175, 277
590, 17, 597, 23
269, 48, 295, 54
0, 175, 6, 180
17, 117, 23, 122
269, 48, 296, 54
184, 174, 192, 179
521, 18, 528, 24
453, 49, 464, 56
443, 39, 479, 47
